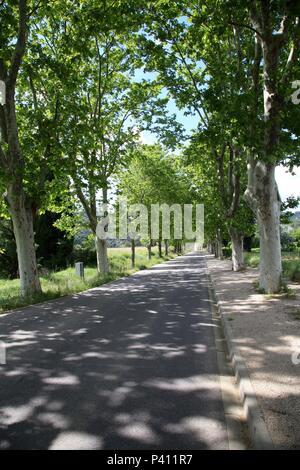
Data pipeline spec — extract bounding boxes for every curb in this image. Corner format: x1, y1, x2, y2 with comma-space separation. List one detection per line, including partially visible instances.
206, 265, 274, 450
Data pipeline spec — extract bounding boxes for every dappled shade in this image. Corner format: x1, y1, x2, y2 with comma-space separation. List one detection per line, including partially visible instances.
0, 253, 228, 450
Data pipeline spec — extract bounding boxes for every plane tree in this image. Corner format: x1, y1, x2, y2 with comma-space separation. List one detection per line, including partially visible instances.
139, 0, 300, 290
138, 4, 254, 270
183, 136, 255, 269
0, 0, 59, 296
116, 144, 192, 264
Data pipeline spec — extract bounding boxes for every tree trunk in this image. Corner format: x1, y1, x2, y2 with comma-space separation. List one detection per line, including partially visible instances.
210, 241, 216, 255
164, 240, 169, 256
228, 227, 245, 272
216, 230, 223, 260
257, 167, 282, 292
95, 186, 110, 274
258, 210, 282, 293
7, 187, 41, 297
95, 236, 109, 274
246, 161, 282, 293
147, 243, 152, 260
158, 240, 162, 258
214, 242, 218, 258
131, 239, 135, 268
246, 9, 286, 293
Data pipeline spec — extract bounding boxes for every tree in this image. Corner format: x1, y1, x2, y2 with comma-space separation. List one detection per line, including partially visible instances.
139, 3, 254, 270
182, 137, 255, 269
0, 0, 76, 295
244, 1, 300, 292
139, 1, 300, 290
0, 0, 43, 296
117, 144, 192, 264
52, 10, 182, 273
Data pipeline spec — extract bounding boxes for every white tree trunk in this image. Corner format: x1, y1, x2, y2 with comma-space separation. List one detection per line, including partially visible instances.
94, 186, 110, 274
257, 175, 282, 293
229, 227, 245, 272
7, 188, 41, 297
246, 162, 282, 293
95, 236, 109, 274
147, 243, 152, 260
216, 230, 223, 259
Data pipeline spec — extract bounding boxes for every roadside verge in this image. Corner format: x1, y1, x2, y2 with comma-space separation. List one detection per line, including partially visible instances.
206, 253, 300, 450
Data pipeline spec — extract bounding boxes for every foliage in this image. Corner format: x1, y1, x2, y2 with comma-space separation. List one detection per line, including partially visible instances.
281, 197, 300, 225
116, 143, 193, 244
245, 251, 300, 284
280, 231, 295, 252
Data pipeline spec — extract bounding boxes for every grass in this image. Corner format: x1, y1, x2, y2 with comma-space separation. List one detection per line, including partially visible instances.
265, 287, 297, 300
0, 247, 178, 314
245, 251, 300, 283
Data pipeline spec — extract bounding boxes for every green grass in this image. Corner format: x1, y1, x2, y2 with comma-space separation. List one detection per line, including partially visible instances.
244, 252, 260, 268
282, 258, 300, 283
0, 247, 178, 314
245, 251, 300, 283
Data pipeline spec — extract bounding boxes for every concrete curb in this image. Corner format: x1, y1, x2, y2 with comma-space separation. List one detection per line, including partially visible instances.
206, 264, 274, 450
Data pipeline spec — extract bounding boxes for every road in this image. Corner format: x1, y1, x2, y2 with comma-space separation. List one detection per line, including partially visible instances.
0, 252, 239, 450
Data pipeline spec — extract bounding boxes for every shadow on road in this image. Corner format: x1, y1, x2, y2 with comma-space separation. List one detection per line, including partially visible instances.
0, 253, 228, 450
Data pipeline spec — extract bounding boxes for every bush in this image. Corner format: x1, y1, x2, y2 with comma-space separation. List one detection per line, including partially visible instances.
291, 228, 300, 248
244, 252, 260, 267
0, 219, 18, 278
280, 231, 295, 252
222, 246, 232, 258
282, 260, 300, 282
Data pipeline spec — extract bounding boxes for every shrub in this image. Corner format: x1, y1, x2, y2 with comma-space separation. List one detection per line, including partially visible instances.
280, 231, 295, 252
222, 246, 232, 259
283, 260, 300, 282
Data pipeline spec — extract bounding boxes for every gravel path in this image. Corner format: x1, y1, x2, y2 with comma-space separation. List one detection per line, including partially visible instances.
207, 255, 300, 449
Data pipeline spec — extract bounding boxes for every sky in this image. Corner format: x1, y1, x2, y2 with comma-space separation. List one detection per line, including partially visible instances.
275, 166, 300, 203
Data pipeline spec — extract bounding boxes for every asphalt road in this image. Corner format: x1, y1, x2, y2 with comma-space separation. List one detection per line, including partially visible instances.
0, 252, 230, 450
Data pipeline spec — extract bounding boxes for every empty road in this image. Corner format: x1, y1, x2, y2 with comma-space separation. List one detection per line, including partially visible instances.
0, 253, 240, 450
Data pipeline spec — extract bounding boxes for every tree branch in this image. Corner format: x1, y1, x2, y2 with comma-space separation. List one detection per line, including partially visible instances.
8, 0, 28, 91
226, 148, 241, 219
281, 18, 300, 85
75, 185, 97, 232
228, 21, 263, 41
0, 143, 8, 169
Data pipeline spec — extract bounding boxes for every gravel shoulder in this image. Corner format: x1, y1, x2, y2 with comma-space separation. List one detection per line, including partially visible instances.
206, 254, 300, 449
